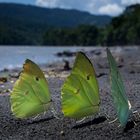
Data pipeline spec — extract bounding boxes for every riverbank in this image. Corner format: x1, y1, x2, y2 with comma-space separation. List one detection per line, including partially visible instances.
0, 47, 140, 139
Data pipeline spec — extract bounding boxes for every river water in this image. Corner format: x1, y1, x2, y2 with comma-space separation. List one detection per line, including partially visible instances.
0, 46, 96, 70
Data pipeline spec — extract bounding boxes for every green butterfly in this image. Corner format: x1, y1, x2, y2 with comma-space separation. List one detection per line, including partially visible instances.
10, 59, 51, 119
107, 48, 131, 127
61, 52, 100, 119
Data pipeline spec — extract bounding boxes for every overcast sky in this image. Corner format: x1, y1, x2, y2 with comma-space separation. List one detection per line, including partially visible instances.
0, 0, 140, 16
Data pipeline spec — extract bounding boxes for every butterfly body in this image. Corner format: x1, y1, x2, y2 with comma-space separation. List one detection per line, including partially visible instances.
61, 52, 100, 119
107, 48, 131, 126
10, 59, 51, 119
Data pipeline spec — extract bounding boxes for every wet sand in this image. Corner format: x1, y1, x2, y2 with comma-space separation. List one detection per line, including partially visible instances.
0, 47, 140, 139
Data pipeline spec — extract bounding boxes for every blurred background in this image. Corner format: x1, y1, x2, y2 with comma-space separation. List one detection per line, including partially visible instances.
0, 0, 140, 46
0, 0, 140, 70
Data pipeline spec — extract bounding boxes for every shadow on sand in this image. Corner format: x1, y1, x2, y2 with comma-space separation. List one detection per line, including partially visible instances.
72, 116, 106, 129
124, 121, 135, 132
27, 116, 54, 125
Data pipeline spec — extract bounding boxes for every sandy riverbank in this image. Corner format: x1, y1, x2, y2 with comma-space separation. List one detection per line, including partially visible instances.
0, 47, 140, 139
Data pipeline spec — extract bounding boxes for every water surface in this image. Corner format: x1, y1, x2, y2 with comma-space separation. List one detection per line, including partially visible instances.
0, 46, 94, 70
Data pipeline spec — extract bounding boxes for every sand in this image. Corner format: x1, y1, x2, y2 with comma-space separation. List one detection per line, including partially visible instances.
0, 47, 140, 140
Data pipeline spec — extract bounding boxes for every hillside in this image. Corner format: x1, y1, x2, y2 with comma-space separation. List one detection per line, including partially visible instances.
0, 3, 111, 45
104, 4, 140, 45
43, 4, 140, 46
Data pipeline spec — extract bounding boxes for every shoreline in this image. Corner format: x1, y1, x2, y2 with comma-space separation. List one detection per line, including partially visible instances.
0, 46, 139, 72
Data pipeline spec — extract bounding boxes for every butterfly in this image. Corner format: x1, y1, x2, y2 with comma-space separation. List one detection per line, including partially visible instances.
107, 48, 131, 127
10, 59, 52, 119
61, 52, 100, 119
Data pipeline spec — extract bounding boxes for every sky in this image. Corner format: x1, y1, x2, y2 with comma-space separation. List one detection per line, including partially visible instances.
0, 0, 140, 16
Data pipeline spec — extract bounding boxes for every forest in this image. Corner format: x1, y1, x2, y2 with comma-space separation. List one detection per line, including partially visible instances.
43, 4, 140, 46
0, 3, 140, 46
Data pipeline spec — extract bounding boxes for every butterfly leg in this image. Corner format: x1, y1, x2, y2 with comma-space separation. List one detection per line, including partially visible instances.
133, 110, 140, 118
109, 118, 118, 124
43, 111, 47, 116
98, 112, 110, 121
102, 113, 110, 121
50, 102, 62, 120
131, 110, 140, 125
118, 124, 121, 128
51, 107, 60, 119
32, 114, 40, 120
76, 117, 86, 123
133, 121, 137, 126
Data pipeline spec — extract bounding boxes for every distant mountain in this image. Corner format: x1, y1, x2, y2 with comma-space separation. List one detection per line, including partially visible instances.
0, 3, 111, 27
0, 3, 111, 45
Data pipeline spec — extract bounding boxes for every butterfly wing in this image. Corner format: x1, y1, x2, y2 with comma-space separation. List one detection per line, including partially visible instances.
61, 52, 100, 119
10, 59, 51, 119
107, 48, 131, 126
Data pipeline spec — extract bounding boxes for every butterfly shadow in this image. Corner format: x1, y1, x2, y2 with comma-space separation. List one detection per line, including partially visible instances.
28, 116, 54, 125
72, 116, 106, 129
123, 121, 135, 133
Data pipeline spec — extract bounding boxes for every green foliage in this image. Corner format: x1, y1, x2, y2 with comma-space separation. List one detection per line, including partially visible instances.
43, 25, 99, 46
43, 4, 140, 46
0, 3, 140, 45
103, 4, 140, 46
